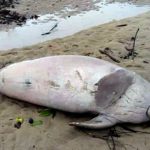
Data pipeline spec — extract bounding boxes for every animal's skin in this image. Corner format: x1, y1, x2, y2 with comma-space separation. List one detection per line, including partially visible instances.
0, 55, 150, 129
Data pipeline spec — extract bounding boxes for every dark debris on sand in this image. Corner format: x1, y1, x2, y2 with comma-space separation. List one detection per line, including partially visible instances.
0, 9, 27, 25
0, 0, 19, 9
0, 0, 38, 26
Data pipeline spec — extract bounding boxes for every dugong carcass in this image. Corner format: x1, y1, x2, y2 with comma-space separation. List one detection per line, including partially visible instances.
0, 55, 150, 129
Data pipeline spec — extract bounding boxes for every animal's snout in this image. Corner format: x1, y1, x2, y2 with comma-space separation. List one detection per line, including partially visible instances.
146, 106, 150, 120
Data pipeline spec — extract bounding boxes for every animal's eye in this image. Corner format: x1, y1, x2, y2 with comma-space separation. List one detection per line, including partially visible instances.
2, 77, 5, 83
24, 79, 32, 86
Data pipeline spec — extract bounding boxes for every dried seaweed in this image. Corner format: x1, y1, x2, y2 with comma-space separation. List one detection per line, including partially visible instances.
0, 9, 38, 26
79, 124, 150, 150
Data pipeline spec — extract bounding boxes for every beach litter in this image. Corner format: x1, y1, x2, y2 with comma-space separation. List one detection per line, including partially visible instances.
14, 117, 24, 129
29, 119, 43, 127
38, 108, 56, 118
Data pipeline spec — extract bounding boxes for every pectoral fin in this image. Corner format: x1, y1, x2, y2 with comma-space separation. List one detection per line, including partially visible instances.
95, 69, 133, 108
70, 70, 133, 129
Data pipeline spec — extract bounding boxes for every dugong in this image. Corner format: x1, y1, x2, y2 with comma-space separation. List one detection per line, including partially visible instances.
0, 55, 150, 129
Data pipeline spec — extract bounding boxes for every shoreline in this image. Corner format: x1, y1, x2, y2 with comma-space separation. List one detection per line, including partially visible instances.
0, 11, 149, 80
0, 0, 150, 30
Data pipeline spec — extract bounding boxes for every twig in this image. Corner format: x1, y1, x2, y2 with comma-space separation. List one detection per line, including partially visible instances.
116, 24, 127, 27
41, 22, 58, 35
120, 125, 150, 135
143, 60, 149, 64
79, 124, 150, 150
107, 128, 117, 150
125, 28, 140, 59
131, 28, 139, 60
99, 48, 120, 63
119, 125, 137, 133
79, 127, 122, 150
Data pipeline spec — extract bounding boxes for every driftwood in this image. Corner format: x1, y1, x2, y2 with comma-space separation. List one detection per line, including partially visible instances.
143, 60, 149, 64
41, 23, 58, 36
99, 47, 120, 63
116, 24, 127, 27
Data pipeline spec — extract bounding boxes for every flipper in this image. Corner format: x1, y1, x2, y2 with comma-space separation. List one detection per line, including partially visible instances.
70, 69, 133, 129
95, 69, 133, 109
70, 114, 118, 129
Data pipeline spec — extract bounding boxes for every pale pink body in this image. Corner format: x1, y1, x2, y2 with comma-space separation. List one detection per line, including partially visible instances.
0, 55, 149, 129
0, 55, 120, 112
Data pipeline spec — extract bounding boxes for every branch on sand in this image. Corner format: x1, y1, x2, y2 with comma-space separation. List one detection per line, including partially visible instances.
41, 23, 58, 36
80, 124, 150, 150
124, 28, 140, 60
99, 47, 120, 63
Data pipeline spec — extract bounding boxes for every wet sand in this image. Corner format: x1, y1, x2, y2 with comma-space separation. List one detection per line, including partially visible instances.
1, 0, 150, 30
0, 1, 150, 150
0, 0, 101, 30
1, 1, 149, 50
8, 0, 150, 15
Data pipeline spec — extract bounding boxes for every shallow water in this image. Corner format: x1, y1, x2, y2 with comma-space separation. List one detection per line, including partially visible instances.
0, 1, 149, 50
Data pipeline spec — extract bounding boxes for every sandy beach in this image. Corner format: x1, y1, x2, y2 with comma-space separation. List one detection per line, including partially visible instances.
0, 0, 150, 150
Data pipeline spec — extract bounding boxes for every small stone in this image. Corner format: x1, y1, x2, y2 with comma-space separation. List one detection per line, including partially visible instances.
28, 118, 34, 124
14, 122, 21, 129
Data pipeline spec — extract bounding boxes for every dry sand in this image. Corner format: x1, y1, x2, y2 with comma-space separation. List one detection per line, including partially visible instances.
0, 1, 150, 150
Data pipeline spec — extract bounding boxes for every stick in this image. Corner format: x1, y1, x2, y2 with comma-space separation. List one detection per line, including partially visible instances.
131, 28, 139, 60
99, 49, 120, 63
41, 23, 58, 36
116, 24, 127, 27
